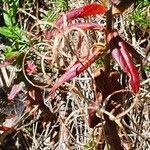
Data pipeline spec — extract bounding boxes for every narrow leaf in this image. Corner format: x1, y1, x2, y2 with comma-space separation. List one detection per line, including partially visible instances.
0, 27, 16, 38
107, 31, 140, 93
118, 41, 139, 93
79, 3, 107, 17
55, 3, 107, 26
50, 46, 105, 98
0, 26, 23, 39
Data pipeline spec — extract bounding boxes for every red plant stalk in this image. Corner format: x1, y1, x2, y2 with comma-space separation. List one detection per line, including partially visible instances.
51, 46, 105, 98
107, 31, 140, 93
67, 22, 105, 31
55, 3, 107, 26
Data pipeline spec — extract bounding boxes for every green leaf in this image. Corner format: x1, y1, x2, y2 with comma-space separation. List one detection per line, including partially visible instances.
0, 27, 16, 38
0, 26, 24, 39
1, 0, 19, 26
4, 46, 12, 53
4, 46, 20, 59
3, 10, 12, 26
0, 8, 8, 15
5, 51, 20, 59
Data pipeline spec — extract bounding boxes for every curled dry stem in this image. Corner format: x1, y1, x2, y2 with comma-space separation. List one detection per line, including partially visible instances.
98, 108, 132, 149
115, 94, 139, 120
101, 89, 138, 120
28, 20, 62, 42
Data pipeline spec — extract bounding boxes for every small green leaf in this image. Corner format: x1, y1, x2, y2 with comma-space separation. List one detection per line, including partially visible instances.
5, 51, 20, 59
3, 10, 12, 26
0, 26, 24, 39
0, 27, 17, 38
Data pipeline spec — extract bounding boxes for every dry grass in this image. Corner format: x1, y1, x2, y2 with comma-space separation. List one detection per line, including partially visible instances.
0, 0, 149, 149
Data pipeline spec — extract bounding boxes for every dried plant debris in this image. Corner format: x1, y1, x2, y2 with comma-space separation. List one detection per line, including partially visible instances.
0, 0, 149, 149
